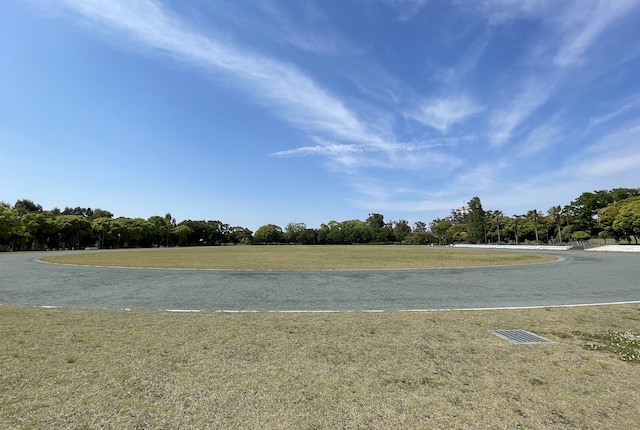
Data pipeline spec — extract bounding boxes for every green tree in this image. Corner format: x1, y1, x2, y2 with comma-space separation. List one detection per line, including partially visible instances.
92, 217, 115, 248
466, 197, 486, 244
413, 221, 427, 233
343, 220, 371, 244
14, 199, 43, 217
612, 199, 640, 244
55, 215, 92, 249
571, 231, 591, 242
284, 222, 308, 244
88, 208, 114, 221
430, 218, 453, 245
228, 226, 253, 244
366, 213, 384, 229
22, 212, 56, 250
486, 210, 504, 244
526, 210, 541, 245
365, 213, 390, 243
174, 225, 192, 246
564, 189, 637, 236
392, 220, 412, 242
547, 205, 563, 244
505, 215, 524, 244
597, 196, 640, 243
448, 207, 466, 224
0, 205, 25, 249
148, 215, 173, 246
254, 224, 284, 244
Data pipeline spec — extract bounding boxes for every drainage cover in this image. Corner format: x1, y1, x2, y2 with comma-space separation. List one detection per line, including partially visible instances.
492, 330, 553, 344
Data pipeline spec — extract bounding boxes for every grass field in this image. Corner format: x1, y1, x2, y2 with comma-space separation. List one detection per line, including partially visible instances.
2, 304, 640, 429
40, 245, 556, 270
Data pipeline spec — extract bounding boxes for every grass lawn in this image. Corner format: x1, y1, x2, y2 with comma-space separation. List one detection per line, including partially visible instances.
40, 245, 556, 270
2, 304, 640, 429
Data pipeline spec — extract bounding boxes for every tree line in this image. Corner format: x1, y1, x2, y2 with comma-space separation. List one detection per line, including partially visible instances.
1, 187, 639, 251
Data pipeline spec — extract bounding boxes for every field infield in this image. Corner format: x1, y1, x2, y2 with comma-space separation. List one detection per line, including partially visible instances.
39, 245, 557, 270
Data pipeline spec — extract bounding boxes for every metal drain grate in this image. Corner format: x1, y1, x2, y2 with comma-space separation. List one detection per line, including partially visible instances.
492, 330, 553, 344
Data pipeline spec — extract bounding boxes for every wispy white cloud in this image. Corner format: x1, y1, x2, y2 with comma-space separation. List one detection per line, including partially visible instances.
272, 136, 468, 172
516, 115, 564, 157
346, 178, 464, 214
429, 31, 491, 85
49, 0, 395, 151
378, 0, 428, 21
587, 100, 639, 131
489, 77, 556, 146
409, 95, 483, 134
573, 123, 640, 177
257, 1, 364, 55
454, 0, 556, 25
462, 0, 640, 68
552, 0, 640, 67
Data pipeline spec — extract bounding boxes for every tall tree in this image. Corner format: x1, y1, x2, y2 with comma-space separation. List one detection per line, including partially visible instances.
507, 215, 524, 245
547, 205, 563, 243
413, 221, 427, 233
365, 213, 384, 229
526, 210, 541, 245
14, 199, 43, 217
466, 197, 486, 244
489, 210, 504, 244
392, 220, 411, 242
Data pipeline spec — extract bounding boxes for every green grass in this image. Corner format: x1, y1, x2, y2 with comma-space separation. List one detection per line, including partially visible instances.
40, 245, 556, 270
2, 304, 640, 429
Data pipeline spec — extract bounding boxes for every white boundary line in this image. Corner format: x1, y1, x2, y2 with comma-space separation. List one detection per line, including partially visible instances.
2, 300, 635, 313
166, 301, 640, 313
171, 300, 640, 313
198, 301, 640, 313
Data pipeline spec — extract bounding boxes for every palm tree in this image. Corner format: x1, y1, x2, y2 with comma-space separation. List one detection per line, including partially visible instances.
493, 210, 504, 244
547, 205, 563, 244
511, 215, 523, 245
527, 210, 541, 245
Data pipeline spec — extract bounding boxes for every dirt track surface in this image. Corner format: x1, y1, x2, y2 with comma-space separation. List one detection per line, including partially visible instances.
1, 249, 638, 311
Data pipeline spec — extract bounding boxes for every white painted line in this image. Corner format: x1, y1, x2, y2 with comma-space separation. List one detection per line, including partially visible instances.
397, 300, 640, 312
161, 301, 640, 313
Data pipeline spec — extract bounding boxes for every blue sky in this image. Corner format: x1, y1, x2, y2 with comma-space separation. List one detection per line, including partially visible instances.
2, 0, 640, 231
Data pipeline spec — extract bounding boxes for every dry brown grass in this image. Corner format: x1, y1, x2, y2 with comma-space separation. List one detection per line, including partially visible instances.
41, 245, 555, 270
2, 304, 640, 429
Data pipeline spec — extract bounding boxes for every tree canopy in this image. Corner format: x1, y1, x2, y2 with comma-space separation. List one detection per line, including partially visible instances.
1, 188, 638, 250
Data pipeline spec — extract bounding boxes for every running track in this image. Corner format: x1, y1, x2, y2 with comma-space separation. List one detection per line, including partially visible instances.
1, 249, 638, 311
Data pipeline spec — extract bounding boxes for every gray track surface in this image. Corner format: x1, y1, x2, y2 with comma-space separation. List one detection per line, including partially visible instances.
1, 249, 638, 311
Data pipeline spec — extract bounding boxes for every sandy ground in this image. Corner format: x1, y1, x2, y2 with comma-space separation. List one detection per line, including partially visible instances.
452, 244, 572, 251
454, 243, 640, 252
586, 244, 640, 252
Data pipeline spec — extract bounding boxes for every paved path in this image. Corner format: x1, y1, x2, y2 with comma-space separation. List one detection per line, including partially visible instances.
1, 250, 639, 311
